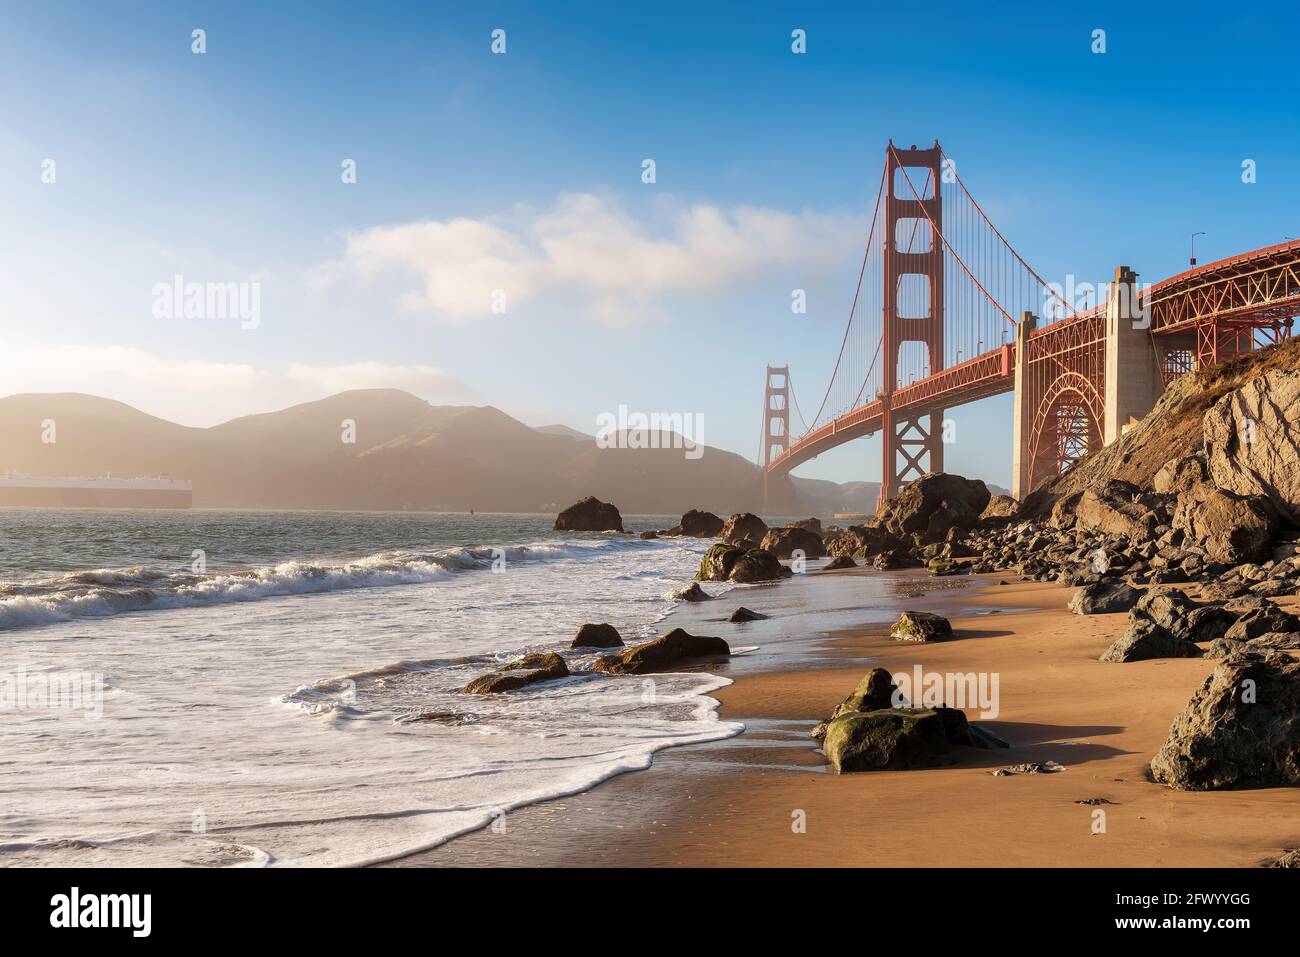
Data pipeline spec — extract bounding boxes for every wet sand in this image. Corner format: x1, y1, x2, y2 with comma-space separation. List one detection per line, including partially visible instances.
383, 571, 1300, 867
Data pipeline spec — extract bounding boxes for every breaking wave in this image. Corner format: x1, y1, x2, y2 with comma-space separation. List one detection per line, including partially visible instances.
0, 537, 669, 630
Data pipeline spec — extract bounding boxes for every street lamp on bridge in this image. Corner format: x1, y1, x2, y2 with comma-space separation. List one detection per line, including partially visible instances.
1190, 231, 1206, 266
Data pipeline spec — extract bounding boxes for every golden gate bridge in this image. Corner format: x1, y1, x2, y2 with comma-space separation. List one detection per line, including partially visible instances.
763, 140, 1300, 512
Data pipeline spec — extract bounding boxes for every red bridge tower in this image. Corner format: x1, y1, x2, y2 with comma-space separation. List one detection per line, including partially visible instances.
879, 142, 945, 509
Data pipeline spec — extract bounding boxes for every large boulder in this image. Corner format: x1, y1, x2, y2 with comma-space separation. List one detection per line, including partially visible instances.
1171, 487, 1276, 566
980, 494, 1019, 522
822, 710, 954, 772
1150, 650, 1300, 790
665, 509, 724, 538
889, 610, 953, 643
1100, 620, 1203, 662
1222, 604, 1300, 641
786, 517, 823, 534
570, 623, 623, 649
826, 524, 903, 559
590, 628, 730, 675
554, 496, 623, 532
1251, 631, 1300, 650
759, 526, 825, 559
876, 473, 991, 543
1052, 480, 1161, 538
1068, 580, 1144, 615
822, 555, 857, 570
1183, 605, 1240, 643
729, 548, 790, 583
1203, 369, 1300, 524
696, 543, 786, 583
675, 582, 712, 602
1205, 636, 1247, 659
1153, 453, 1209, 496
810, 667, 897, 739
719, 513, 768, 546
462, 652, 570, 693
1127, 588, 1234, 643
1129, 588, 1197, 632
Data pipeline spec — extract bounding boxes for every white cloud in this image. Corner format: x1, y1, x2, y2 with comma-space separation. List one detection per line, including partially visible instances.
0, 343, 475, 427
317, 193, 861, 322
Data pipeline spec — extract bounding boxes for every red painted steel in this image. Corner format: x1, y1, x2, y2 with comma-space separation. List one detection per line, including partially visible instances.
879, 143, 945, 507
765, 152, 1300, 504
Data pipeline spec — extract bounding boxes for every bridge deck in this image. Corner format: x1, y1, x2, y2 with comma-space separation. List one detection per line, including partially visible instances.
768, 238, 1300, 478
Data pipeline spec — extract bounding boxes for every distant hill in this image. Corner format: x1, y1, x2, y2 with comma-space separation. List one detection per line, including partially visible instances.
0, 391, 791, 514
533, 424, 594, 442
0, 391, 1015, 515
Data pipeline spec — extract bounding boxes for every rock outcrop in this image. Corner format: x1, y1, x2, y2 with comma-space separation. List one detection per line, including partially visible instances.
825, 524, 904, 560
823, 709, 956, 772
570, 623, 623, 649
1150, 650, 1300, 790
786, 517, 823, 534
1052, 480, 1162, 540
1171, 485, 1276, 566
810, 667, 896, 740
1100, 620, 1203, 662
719, 512, 768, 546
889, 611, 953, 643
697, 543, 787, 583
590, 628, 730, 675
554, 496, 623, 532
1222, 601, 1299, 641
1068, 580, 1143, 615
674, 582, 711, 602
462, 652, 570, 693
981, 494, 1019, 521
664, 509, 724, 538
1203, 369, 1300, 524
811, 666, 1009, 770
759, 526, 825, 559
875, 472, 991, 542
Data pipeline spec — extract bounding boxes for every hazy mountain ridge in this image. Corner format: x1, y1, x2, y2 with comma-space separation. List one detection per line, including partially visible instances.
0, 390, 1012, 514
0, 390, 856, 514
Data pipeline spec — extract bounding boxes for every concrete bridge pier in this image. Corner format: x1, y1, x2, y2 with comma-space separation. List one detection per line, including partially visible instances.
1010, 310, 1037, 501
1103, 265, 1161, 443
1011, 266, 1172, 501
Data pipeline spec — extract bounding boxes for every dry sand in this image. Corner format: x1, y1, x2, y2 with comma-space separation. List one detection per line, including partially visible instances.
385, 574, 1300, 867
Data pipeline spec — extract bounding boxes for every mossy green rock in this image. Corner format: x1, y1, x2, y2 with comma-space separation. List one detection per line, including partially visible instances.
889, 610, 953, 642
838, 667, 896, 713
696, 542, 784, 583
811, 667, 898, 740
698, 543, 742, 581
927, 558, 964, 577
822, 709, 954, 772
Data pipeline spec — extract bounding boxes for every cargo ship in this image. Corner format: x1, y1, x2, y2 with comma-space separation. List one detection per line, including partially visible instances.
0, 473, 193, 509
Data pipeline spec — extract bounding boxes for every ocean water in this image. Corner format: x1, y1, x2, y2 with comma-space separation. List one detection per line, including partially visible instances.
0, 509, 932, 867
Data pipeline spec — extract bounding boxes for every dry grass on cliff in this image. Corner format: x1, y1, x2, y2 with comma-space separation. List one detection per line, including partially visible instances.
1022, 337, 1300, 517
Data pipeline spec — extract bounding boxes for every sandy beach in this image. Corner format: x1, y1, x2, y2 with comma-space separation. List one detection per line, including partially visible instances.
386, 569, 1300, 868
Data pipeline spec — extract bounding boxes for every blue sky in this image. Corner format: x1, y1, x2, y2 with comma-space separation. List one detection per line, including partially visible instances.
2, 1, 1297, 487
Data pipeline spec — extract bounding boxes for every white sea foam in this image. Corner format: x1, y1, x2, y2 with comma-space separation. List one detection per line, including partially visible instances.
0, 538, 673, 630
0, 523, 743, 866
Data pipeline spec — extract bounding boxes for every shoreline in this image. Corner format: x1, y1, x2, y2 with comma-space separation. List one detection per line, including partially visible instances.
382, 567, 1300, 868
